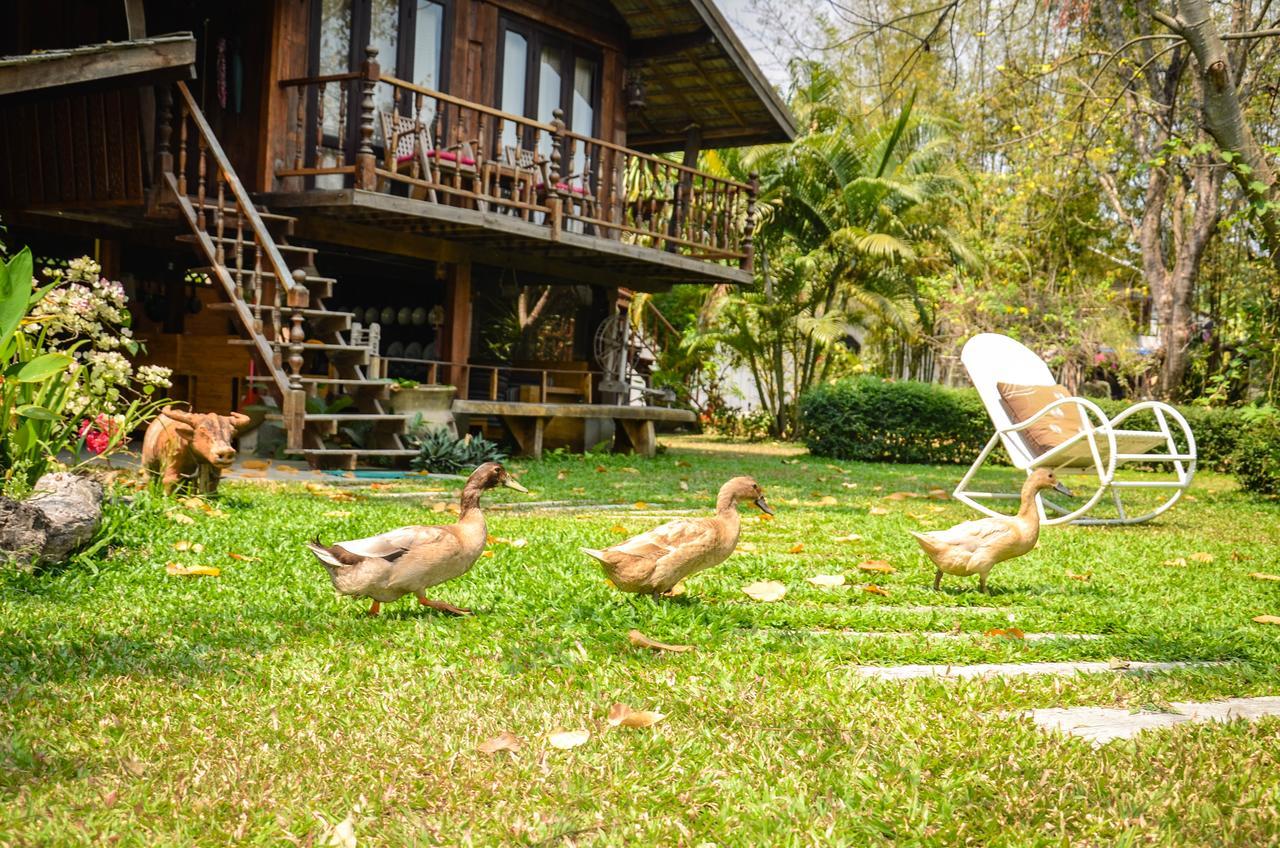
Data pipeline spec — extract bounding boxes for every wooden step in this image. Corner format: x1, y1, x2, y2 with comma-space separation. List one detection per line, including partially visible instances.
207, 303, 353, 327
188, 201, 297, 227
247, 375, 389, 387
280, 413, 413, 422
284, 448, 419, 457
189, 265, 335, 298
176, 234, 317, 259
228, 340, 368, 364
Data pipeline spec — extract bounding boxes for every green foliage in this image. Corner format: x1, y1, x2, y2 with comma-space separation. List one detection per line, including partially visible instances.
799, 377, 991, 464
408, 424, 506, 474
1231, 408, 1280, 495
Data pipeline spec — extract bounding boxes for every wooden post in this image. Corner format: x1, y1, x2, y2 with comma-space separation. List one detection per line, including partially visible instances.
287, 269, 308, 390
155, 85, 173, 179
742, 172, 759, 272
547, 108, 566, 239
355, 46, 380, 191
441, 261, 472, 396
283, 388, 307, 450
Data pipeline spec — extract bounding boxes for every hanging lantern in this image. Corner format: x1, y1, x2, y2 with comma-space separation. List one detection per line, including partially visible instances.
624, 71, 647, 110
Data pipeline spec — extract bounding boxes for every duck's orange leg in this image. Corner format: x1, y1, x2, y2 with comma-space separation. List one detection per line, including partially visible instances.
367, 600, 381, 616
417, 593, 471, 616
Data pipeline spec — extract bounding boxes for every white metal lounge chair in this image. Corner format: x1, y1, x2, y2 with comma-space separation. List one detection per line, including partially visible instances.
953, 333, 1196, 525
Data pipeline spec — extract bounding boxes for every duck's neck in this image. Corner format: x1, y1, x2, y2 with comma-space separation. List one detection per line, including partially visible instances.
715, 489, 739, 516
1016, 478, 1043, 523
458, 482, 487, 519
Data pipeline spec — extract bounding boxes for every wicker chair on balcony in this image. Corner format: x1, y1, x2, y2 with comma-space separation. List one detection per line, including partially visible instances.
504, 145, 597, 232
378, 109, 485, 210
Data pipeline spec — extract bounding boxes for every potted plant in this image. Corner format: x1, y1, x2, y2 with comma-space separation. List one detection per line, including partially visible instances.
388, 379, 457, 435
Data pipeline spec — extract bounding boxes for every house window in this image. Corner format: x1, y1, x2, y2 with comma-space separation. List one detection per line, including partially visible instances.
497, 16, 600, 169
313, 0, 451, 100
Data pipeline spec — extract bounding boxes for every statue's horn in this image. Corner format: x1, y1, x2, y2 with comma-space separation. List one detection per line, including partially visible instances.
160, 406, 199, 426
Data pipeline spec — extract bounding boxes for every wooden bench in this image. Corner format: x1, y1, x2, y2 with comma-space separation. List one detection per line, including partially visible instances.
452, 400, 695, 459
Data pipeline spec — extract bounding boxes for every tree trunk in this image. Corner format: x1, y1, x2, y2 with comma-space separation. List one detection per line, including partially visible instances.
1158, 0, 1280, 273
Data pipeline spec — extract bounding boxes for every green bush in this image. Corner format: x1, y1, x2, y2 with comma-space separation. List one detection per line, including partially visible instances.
799, 378, 991, 464
800, 377, 1246, 471
1231, 410, 1280, 495
408, 424, 507, 475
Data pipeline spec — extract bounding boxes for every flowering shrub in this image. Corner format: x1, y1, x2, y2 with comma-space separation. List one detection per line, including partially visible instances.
1, 250, 170, 494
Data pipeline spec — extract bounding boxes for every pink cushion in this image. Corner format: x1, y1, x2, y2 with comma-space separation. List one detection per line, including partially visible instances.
536, 181, 591, 196
396, 150, 477, 167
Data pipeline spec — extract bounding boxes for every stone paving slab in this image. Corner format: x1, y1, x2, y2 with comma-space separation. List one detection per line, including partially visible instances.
834, 631, 1105, 642
855, 660, 1224, 681
1025, 696, 1280, 745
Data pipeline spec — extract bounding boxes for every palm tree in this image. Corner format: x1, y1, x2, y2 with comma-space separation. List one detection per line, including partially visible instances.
693, 65, 970, 437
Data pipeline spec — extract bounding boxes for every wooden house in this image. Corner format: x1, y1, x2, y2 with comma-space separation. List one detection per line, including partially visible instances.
0, 0, 794, 463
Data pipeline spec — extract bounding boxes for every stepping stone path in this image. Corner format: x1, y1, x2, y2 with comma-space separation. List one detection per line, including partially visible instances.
1025, 696, 1280, 746
855, 660, 1223, 681
834, 631, 1104, 642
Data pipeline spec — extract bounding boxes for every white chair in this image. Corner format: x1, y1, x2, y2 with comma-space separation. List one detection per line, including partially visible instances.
954, 333, 1196, 525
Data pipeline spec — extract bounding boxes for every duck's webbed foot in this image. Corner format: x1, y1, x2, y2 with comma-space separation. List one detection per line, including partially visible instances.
367, 600, 382, 616
418, 595, 472, 616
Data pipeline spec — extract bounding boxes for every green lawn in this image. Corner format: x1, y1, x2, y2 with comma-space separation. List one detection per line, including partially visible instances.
3, 435, 1280, 846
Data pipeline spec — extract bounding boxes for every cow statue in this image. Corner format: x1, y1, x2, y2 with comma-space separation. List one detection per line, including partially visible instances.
142, 407, 253, 495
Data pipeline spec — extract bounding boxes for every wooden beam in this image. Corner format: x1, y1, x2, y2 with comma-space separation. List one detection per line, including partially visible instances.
629, 27, 713, 61
452, 400, 695, 423
0, 36, 196, 98
291, 216, 469, 263
442, 260, 472, 390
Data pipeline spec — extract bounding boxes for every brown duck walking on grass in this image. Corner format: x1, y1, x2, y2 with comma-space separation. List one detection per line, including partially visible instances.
910, 468, 1071, 593
307, 462, 528, 616
581, 476, 774, 597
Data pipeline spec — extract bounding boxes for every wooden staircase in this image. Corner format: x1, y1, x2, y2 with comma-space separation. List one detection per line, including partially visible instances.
156, 81, 415, 466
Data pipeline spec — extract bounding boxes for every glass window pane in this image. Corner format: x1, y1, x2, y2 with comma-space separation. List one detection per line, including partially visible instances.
414, 1, 444, 91
369, 0, 399, 122
319, 0, 352, 137
500, 31, 528, 151
536, 46, 563, 158
571, 57, 596, 176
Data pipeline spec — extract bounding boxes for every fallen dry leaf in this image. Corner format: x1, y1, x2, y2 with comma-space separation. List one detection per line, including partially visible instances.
240, 459, 270, 470
633, 501, 649, 510
742, 580, 787, 602
509, 538, 528, 548
628, 629, 693, 652
607, 702, 665, 728
1163, 557, 1188, 567
620, 467, 640, 474
321, 812, 356, 848
806, 573, 846, 588
227, 552, 258, 562
481, 550, 495, 558
431, 502, 448, 513
862, 584, 890, 597
1067, 571, 1092, 582
738, 542, 757, 552
787, 543, 805, 554
1190, 551, 1215, 563
927, 488, 950, 500
758, 513, 773, 522
834, 533, 864, 543
884, 491, 917, 501
661, 582, 687, 597
172, 540, 204, 553
557, 470, 567, 481
675, 460, 691, 468
1231, 551, 1253, 562
858, 560, 895, 574
274, 465, 299, 474
983, 627, 1025, 639
678, 480, 689, 491
817, 495, 839, 506
547, 729, 590, 749
169, 512, 196, 525
477, 731, 524, 755
611, 524, 628, 534
841, 482, 858, 489
165, 562, 221, 577
1253, 615, 1280, 626
595, 465, 608, 473
322, 510, 352, 518
1108, 657, 1131, 669
869, 506, 889, 516
1249, 572, 1280, 582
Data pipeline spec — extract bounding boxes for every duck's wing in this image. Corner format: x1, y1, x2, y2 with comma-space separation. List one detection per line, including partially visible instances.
333, 525, 454, 561
609, 517, 718, 566
919, 519, 1017, 556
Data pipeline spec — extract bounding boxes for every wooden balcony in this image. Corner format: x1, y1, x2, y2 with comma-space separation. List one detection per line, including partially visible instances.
269, 48, 758, 289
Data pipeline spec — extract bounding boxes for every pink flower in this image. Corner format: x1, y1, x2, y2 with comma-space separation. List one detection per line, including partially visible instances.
78, 414, 117, 455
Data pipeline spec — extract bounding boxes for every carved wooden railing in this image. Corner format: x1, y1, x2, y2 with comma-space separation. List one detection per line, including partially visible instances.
158, 81, 310, 444
277, 47, 758, 270
377, 357, 601, 404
